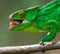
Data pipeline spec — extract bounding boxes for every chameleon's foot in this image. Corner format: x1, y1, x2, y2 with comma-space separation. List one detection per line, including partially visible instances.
39, 41, 46, 53
39, 41, 45, 46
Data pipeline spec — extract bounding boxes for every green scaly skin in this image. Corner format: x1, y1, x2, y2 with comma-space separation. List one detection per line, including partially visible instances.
9, 0, 60, 44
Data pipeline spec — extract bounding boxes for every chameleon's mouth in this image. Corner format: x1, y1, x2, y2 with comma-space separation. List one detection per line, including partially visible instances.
9, 18, 29, 28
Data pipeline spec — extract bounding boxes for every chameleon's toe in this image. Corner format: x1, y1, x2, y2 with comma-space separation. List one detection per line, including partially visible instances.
39, 41, 46, 53
39, 41, 45, 46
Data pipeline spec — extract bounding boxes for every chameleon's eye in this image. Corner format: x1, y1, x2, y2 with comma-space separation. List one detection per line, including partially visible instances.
18, 10, 26, 18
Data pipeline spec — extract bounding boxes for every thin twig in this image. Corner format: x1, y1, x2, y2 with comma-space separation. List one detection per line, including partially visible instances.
0, 41, 60, 54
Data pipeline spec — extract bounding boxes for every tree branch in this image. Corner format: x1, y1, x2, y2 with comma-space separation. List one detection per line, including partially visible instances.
0, 41, 60, 54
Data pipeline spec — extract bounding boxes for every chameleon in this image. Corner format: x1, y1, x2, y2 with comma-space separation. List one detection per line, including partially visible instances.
9, 0, 60, 44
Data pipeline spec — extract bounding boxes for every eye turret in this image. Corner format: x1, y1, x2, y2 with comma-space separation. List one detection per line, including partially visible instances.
18, 10, 26, 18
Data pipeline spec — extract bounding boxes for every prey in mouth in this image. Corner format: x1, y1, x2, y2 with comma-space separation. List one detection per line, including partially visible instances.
9, 18, 29, 28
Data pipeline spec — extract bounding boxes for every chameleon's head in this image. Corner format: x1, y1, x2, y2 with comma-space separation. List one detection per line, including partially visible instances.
9, 6, 39, 31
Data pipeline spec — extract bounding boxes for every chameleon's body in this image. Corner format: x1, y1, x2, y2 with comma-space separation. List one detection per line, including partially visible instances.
9, 0, 60, 43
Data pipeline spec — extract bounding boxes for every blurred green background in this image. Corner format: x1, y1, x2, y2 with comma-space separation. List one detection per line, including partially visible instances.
0, 0, 60, 54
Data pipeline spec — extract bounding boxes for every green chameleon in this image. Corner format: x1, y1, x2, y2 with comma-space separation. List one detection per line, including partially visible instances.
9, 0, 60, 44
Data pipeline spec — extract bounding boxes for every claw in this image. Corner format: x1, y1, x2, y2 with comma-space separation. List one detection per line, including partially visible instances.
39, 41, 45, 46
39, 41, 46, 53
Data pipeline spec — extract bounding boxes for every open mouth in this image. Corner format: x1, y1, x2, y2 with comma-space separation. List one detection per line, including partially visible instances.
9, 18, 29, 28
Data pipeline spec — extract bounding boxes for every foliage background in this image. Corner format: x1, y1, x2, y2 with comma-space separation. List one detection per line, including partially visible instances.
0, 0, 60, 54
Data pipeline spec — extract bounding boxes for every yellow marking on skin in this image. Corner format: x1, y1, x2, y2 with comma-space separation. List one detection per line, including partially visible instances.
22, 24, 46, 33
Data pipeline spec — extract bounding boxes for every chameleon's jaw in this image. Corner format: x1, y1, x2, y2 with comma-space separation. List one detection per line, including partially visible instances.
9, 18, 29, 29
9, 18, 23, 28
